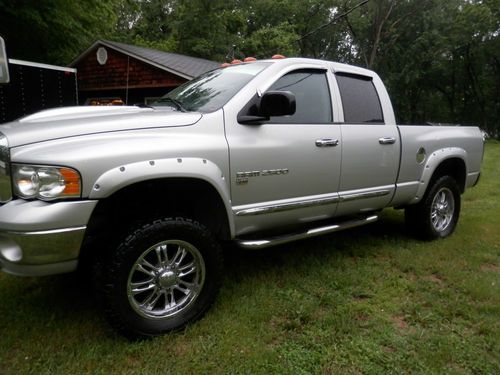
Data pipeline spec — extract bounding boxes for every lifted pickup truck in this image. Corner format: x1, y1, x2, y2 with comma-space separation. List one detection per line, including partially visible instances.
0, 58, 484, 338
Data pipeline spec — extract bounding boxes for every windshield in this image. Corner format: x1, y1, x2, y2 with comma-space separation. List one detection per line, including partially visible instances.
153, 62, 271, 113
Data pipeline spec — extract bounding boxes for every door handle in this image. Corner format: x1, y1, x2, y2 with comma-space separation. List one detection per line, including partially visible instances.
379, 137, 396, 145
315, 138, 339, 147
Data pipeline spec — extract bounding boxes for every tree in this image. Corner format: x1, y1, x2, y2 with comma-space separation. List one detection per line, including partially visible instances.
341, 0, 499, 134
115, 0, 179, 51
0, 0, 120, 65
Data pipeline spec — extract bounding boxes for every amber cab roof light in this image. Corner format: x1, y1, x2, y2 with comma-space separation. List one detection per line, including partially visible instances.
220, 55, 285, 68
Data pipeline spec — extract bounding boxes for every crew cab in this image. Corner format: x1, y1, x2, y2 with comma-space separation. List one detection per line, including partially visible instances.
0, 58, 484, 339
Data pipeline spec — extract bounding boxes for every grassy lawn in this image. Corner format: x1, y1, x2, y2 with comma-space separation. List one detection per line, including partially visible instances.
1, 143, 499, 375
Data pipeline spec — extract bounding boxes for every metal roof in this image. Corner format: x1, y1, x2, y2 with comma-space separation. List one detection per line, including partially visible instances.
70, 40, 220, 79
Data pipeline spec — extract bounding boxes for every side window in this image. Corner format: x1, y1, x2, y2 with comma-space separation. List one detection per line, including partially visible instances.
335, 73, 384, 124
267, 69, 332, 124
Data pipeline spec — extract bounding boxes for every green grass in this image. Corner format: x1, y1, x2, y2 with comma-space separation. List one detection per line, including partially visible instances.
1, 143, 499, 375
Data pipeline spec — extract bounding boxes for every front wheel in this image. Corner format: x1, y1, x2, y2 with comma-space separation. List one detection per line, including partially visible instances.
405, 175, 461, 240
99, 218, 223, 339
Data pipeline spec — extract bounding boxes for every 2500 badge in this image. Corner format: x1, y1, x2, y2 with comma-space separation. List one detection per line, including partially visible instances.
236, 168, 289, 184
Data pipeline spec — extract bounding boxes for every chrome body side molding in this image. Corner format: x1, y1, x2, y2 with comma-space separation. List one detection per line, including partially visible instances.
234, 189, 391, 217
339, 189, 390, 202
234, 194, 340, 217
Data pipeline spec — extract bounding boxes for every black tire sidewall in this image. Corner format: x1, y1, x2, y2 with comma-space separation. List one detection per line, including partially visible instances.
411, 175, 461, 240
102, 218, 223, 339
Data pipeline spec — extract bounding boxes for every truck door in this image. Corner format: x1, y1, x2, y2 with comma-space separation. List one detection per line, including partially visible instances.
225, 68, 342, 236
333, 72, 400, 216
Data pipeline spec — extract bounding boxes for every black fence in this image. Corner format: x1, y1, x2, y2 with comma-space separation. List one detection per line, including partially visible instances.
0, 59, 78, 123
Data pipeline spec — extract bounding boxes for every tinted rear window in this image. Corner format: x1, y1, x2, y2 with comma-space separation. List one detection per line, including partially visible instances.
336, 73, 384, 124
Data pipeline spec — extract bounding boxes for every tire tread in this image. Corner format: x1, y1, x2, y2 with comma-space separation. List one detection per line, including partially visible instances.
98, 217, 223, 340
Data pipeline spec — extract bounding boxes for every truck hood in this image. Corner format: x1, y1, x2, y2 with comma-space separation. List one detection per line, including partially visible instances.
0, 106, 202, 147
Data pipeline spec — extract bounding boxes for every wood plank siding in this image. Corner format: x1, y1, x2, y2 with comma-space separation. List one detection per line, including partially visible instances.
76, 47, 187, 92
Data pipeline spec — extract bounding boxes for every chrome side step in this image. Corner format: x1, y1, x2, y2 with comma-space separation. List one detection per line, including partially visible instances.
236, 214, 379, 249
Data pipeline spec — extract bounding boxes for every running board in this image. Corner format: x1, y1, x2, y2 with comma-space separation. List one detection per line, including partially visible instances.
236, 214, 379, 249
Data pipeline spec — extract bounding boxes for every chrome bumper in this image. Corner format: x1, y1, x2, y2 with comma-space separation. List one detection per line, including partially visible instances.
0, 199, 97, 276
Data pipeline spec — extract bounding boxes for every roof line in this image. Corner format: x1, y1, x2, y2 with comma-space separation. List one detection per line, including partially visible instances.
68, 40, 102, 67
69, 40, 194, 79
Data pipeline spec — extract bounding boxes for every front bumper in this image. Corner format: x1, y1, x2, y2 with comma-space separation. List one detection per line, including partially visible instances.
0, 199, 97, 276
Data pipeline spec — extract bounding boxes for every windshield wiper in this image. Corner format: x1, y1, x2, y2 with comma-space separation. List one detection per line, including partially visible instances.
154, 97, 187, 112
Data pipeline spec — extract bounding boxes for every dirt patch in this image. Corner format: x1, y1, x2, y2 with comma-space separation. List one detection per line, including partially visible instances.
355, 313, 369, 322
270, 315, 303, 332
355, 313, 372, 329
422, 274, 444, 285
352, 293, 373, 302
172, 341, 191, 357
311, 305, 329, 321
405, 272, 417, 282
480, 263, 500, 272
382, 345, 396, 353
391, 315, 409, 330
124, 355, 141, 368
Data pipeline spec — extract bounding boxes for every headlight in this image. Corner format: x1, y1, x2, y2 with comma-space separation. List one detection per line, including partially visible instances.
12, 164, 81, 200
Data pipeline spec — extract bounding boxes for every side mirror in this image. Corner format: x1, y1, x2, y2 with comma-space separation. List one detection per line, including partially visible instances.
238, 91, 296, 124
260, 91, 296, 117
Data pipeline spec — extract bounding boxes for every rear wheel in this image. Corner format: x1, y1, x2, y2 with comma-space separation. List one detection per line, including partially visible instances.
99, 217, 223, 339
405, 175, 461, 240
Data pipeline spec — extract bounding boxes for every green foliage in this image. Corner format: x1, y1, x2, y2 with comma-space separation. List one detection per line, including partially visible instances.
340, 0, 499, 133
243, 23, 300, 58
0, 0, 120, 65
171, 0, 246, 60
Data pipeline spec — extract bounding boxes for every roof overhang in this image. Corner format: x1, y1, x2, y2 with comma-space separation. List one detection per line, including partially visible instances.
69, 40, 193, 80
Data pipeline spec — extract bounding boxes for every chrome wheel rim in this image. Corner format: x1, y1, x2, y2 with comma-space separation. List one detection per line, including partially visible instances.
127, 240, 205, 319
430, 187, 454, 232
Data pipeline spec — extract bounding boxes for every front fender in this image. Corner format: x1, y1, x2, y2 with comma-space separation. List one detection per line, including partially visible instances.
88, 157, 234, 236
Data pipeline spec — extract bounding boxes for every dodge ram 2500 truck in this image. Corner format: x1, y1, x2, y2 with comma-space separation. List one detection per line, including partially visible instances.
0, 58, 484, 338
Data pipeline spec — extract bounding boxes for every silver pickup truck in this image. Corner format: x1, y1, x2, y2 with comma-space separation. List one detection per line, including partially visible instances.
0, 58, 484, 338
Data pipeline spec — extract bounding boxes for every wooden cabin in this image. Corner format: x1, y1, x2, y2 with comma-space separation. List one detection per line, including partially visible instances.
70, 40, 219, 106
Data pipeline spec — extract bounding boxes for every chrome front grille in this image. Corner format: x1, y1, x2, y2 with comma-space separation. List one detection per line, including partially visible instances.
0, 131, 12, 203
